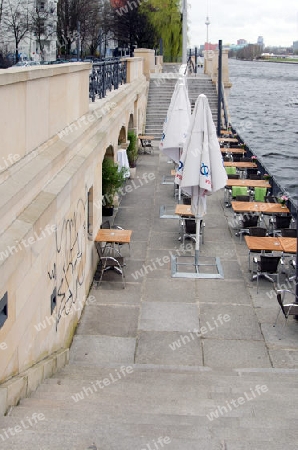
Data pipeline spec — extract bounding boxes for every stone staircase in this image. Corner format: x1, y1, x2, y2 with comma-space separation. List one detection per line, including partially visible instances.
1, 360, 298, 449
145, 73, 218, 140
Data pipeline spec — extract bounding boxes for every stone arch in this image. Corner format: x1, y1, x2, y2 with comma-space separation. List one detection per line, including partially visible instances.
128, 113, 134, 131
118, 126, 126, 145
104, 145, 114, 160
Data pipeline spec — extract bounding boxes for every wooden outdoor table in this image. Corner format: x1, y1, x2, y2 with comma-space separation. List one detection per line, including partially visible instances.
224, 162, 257, 168
226, 179, 271, 188
278, 237, 297, 254
218, 137, 239, 143
244, 236, 283, 252
175, 204, 194, 217
138, 135, 155, 141
221, 130, 233, 135
95, 229, 132, 244
231, 201, 290, 214
221, 148, 246, 154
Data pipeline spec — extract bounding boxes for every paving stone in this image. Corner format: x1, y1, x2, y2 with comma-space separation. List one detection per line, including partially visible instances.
135, 331, 203, 366
76, 304, 140, 337
139, 302, 200, 332
202, 339, 272, 368
69, 335, 136, 365
143, 278, 196, 303
199, 304, 263, 340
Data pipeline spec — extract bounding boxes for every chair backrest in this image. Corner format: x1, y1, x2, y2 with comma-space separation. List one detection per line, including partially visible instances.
235, 195, 250, 202
249, 226, 267, 237
232, 155, 241, 162
254, 187, 267, 202
225, 166, 237, 175
275, 215, 292, 229
260, 255, 281, 273
101, 220, 111, 229
249, 174, 262, 180
185, 219, 196, 233
242, 214, 258, 228
265, 196, 278, 204
232, 186, 248, 198
240, 157, 251, 162
280, 228, 296, 237
183, 197, 191, 205
228, 174, 240, 179
247, 168, 258, 176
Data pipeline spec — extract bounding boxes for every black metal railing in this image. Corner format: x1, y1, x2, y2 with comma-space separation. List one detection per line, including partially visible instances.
89, 58, 127, 102
232, 127, 297, 218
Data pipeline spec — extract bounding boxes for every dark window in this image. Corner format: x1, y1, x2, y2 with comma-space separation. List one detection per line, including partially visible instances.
0, 292, 8, 328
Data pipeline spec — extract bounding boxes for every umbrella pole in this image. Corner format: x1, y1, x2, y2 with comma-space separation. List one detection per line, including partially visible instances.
195, 216, 201, 268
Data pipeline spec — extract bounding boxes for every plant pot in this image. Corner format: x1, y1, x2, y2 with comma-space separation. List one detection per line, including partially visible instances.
102, 205, 114, 216
129, 167, 136, 179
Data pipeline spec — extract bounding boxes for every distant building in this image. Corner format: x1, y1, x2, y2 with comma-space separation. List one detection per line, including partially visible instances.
204, 42, 217, 51
237, 39, 247, 45
257, 36, 265, 49
293, 41, 298, 52
0, 0, 57, 61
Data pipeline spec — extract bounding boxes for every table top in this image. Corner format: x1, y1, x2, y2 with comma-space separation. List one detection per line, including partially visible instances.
244, 236, 283, 251
218, 137, 239, 143
175, 204, 194, 216
95, 229, 132, 244
138, 135, 155, 140
231, 201, 290, 214
221, 130, 233, 135
226, 179, 271, 188
278, 237, 297, 254
221, 148, 246, 154
224, 162, 257, 168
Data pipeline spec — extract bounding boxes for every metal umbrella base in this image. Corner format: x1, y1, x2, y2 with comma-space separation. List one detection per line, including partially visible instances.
171, 252, 224, 279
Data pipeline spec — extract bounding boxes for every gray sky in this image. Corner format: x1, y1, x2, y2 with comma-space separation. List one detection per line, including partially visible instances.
188, 0, 298, 48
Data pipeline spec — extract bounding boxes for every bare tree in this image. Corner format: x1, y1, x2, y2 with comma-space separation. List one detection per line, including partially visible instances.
2, 0, 31, 62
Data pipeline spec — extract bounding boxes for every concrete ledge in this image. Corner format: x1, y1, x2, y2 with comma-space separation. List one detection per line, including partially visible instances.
0, 348, 69, 416
0, 62, 91, 86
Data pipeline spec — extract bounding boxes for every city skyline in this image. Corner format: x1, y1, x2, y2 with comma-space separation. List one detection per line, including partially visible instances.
188, 0, 298, 48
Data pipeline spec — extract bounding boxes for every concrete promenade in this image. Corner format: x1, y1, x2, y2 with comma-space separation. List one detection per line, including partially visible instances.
1, 144, 298, 449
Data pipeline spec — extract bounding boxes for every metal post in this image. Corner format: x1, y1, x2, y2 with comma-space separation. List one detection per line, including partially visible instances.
295, 206, 298, 302
76, 21, 80, 61
217, 40, 222, 137
194, 47, 198, 74
182, 0, 187, 64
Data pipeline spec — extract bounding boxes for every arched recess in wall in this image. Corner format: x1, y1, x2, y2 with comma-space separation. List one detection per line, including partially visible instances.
104, 145, 114, 160
118, 126, 126, 145
128, 113, 134, 131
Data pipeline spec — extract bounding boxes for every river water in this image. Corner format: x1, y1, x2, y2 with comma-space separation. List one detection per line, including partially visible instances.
227, 59, 298, 206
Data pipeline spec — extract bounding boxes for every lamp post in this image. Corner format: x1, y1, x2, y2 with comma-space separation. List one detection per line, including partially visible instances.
182, 0, 187, 64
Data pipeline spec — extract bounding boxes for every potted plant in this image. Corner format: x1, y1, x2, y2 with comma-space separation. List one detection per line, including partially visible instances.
263, 173, 271, 181
278, 195, 288, 208
102, 158, 127, 216
126, 130, 138, 178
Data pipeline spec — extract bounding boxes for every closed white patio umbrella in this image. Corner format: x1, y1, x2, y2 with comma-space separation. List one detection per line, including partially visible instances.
175, 94, 227, 265
159, 76, 191, 165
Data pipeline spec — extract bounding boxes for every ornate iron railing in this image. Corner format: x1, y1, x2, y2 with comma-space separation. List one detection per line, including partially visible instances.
89, 58, 127, 102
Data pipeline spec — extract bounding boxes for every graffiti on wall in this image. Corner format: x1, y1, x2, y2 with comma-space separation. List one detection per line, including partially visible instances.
48, 197, 87, 329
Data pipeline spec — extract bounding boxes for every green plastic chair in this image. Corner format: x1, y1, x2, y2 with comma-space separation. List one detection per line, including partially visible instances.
225, 166, 237, 175
254, 187, 267, 202
232, 186, 249, 198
